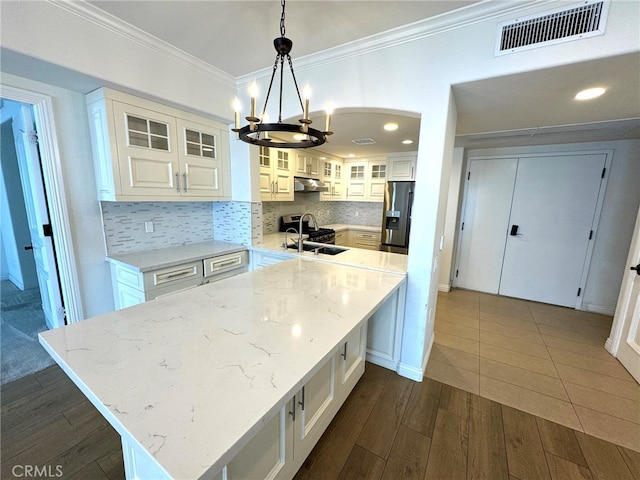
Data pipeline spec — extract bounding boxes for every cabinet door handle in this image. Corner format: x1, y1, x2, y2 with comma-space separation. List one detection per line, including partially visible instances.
289, 394, 296, 422
298, 386, 305, 411
341, 342, 347, 359
175, 172, 180, 192
275, 180, 279, 194
183, 173, 187, 192
411, 166, 414, 178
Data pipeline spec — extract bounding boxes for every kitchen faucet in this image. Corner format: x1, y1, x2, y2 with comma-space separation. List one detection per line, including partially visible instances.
298, 213, 318, 252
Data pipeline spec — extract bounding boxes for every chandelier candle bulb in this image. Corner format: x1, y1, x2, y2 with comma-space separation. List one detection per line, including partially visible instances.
232, 97, 241, 130
303, 84, 311, 121
249, 81, 259, 119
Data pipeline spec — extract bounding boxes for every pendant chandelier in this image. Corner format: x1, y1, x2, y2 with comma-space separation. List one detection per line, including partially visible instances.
232, 0, 333, 149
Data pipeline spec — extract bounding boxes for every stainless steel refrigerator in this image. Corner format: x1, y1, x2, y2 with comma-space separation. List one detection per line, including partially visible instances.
380, 181, 415, 254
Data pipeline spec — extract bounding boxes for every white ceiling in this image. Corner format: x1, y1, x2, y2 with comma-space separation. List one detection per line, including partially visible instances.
77, 2, 640, 156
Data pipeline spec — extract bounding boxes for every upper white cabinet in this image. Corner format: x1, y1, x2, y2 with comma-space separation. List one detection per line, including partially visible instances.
320, 156, 344, 201
259, 146, 294, 201
344, 158, 386, 202
86, 88, 231, 201
387, 152, 417, 181
295, 152, 320, 177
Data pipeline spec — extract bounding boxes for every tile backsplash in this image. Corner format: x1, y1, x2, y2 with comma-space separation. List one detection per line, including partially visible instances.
262, 194, 383, 234
102, 201, 214, 255
101, 196, 382, 254
213, 201, 261, 246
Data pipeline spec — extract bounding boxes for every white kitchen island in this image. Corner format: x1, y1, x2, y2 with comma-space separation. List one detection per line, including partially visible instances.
39, 258, 406, 480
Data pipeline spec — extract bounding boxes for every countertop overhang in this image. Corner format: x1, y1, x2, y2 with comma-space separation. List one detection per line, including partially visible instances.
39, 258, 406, 479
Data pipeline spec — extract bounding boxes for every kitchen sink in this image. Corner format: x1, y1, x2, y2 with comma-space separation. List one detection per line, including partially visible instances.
286, 243, 347, 256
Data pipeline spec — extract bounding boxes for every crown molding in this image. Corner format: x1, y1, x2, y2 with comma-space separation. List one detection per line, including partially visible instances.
47, 0, 236, 88
237, 0, 552, 84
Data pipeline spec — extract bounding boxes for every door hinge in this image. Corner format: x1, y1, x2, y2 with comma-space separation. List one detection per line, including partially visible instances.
455, 269, 459, 278
461, 222, 465, 231
42, 223, 53, 237
28, 130, 39, 145
467, 172, 471, 180
577, 287, 581, 297
57, 306, 66, 323
589, 230, 593, 240
601, 167, 606, 178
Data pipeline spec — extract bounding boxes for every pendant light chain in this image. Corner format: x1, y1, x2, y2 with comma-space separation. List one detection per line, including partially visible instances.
280, 0, 286, 37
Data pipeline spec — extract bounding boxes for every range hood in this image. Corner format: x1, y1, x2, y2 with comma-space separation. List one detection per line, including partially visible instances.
294, 177, 329, 193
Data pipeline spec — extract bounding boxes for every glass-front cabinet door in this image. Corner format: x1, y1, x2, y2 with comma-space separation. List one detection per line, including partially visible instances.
113, 102, 180, 197
177, 118, 226, 197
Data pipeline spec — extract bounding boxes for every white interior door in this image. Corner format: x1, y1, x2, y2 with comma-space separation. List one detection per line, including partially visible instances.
612, 207, 640, 382
499, 154, 606, 307
12, 104, 65, 329
454, 158, 518, 293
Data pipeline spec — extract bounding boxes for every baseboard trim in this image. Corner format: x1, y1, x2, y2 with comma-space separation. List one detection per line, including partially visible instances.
397, 362, 424, 382
438, 283, 451, 293
581, 303, 615, 316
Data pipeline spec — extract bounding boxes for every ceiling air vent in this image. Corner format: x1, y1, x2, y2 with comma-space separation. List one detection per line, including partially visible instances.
495, 0, 609, 56
352, 138, 377, 146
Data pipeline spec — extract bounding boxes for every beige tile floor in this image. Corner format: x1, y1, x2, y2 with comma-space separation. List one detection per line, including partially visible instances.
426, 288, 640, 453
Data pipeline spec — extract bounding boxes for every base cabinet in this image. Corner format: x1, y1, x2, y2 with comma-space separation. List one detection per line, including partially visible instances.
219, 321, 367, 480
366, 281, 406, 371
348, 229, 381, 250
110, 251, 248, 309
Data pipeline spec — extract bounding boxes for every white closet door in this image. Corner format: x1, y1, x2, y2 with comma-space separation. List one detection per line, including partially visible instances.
454, 158, 518, 293
499, 154, 606, 307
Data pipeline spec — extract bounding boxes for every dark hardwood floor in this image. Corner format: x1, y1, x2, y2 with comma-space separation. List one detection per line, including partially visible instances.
2, 363, 639, 480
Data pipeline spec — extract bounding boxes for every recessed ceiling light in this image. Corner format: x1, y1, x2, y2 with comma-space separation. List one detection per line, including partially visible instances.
293, 133, 307, 141
348, 153, 356, 158
575, 87, 606, 100
402, 139, 414, 145
384, 122, 399, 131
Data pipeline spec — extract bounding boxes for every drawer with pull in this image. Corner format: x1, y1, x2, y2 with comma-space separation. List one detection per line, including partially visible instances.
143, 261, 203, 290
203, 251, 248, 277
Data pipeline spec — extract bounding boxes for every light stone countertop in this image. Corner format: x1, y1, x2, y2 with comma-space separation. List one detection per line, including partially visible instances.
106, 240, 247, 272
39, 258, 406, 480
255, 233, 408, 274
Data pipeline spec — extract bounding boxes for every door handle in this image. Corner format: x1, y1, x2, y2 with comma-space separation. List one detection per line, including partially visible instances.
510, 225, 519, 236
24, 245, 33, 250
631, 264, 640, 275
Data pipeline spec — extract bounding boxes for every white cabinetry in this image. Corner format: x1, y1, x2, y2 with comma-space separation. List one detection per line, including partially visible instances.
260, 146, 294, 201
86, 88, 230, 201
334, 230, 348, 246
110, 251, 248, 310
345, 158, 386, 202
221, 321, 367, 480
320, 157, 344, 201
387, 152, 417, 181
366, 282, 406, 371
348, 229, 381, 251
296, 152, 320, 177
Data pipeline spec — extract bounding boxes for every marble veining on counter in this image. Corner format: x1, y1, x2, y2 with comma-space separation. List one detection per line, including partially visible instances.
106, 240, 246, 272
256, 233, 407, 274
39, 258, 406, 480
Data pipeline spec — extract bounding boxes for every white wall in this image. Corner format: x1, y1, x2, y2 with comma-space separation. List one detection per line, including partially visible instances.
1, 0, 638, 375
457, 140, 640, 314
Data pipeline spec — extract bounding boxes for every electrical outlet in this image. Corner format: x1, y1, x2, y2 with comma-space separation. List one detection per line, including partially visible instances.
144, 221, 154, 233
